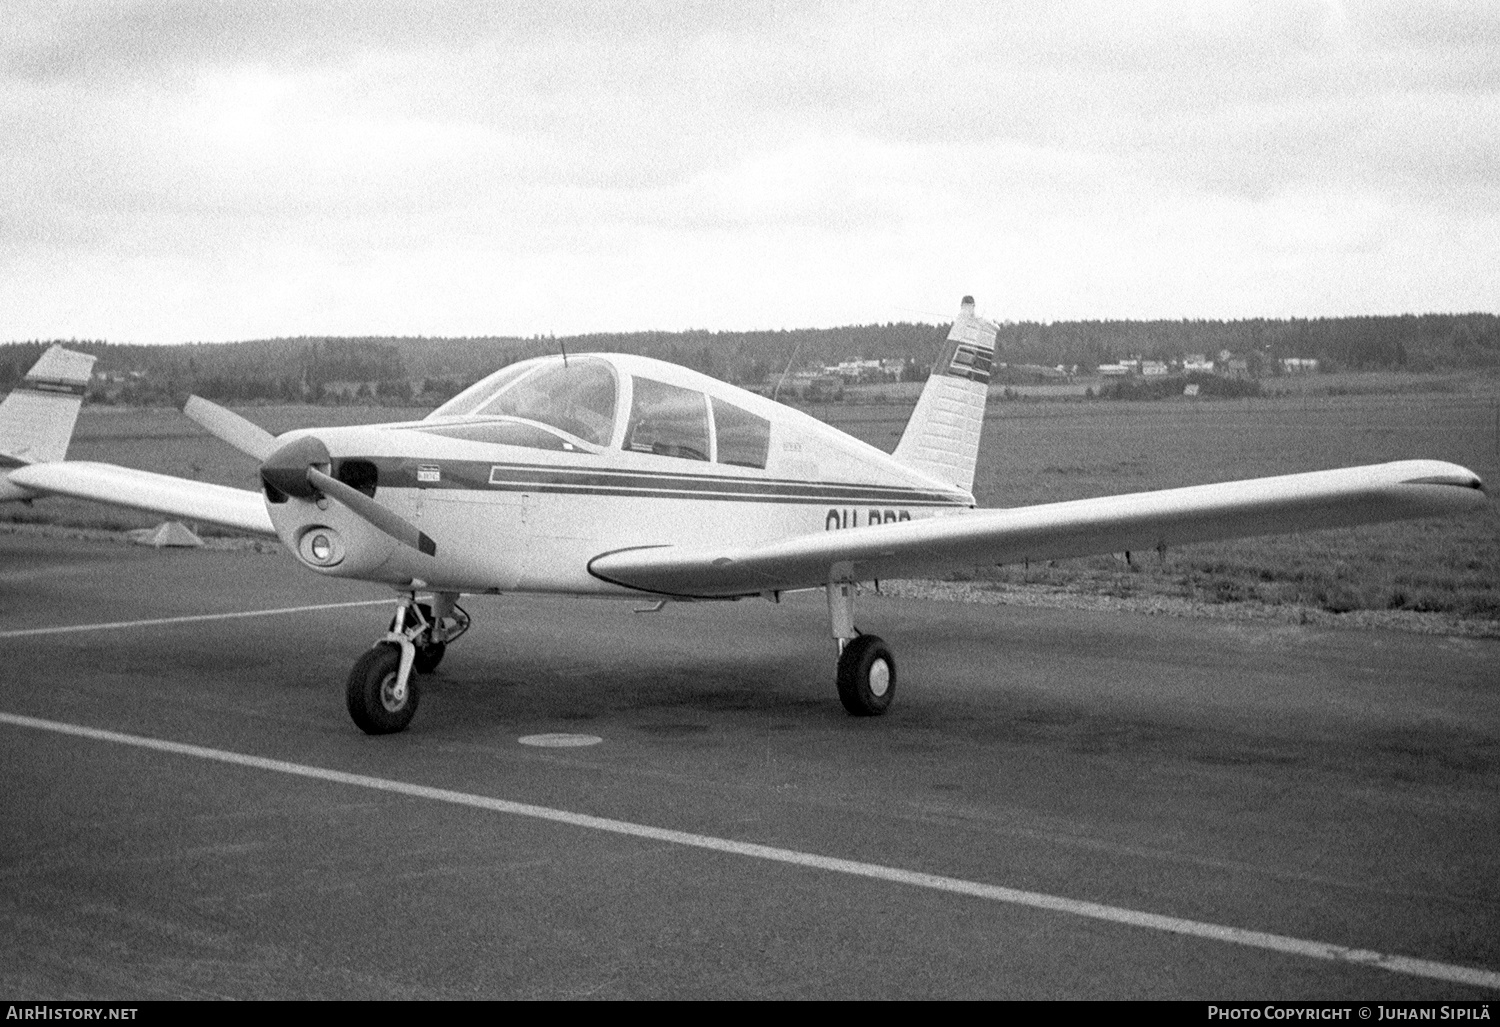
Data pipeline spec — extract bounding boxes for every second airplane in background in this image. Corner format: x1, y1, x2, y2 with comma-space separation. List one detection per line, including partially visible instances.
1, 344, 97, 504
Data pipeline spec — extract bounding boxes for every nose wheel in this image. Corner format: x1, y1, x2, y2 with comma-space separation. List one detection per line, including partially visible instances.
347, 592, 469, 734
346, 642, 418, 734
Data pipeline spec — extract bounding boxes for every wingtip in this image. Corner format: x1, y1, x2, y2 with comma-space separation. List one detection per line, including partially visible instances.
1403, 473, 1486, 494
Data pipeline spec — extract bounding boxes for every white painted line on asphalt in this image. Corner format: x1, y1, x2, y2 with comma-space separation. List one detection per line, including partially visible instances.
4, 710, 1498, 993
0, 599, 393, 639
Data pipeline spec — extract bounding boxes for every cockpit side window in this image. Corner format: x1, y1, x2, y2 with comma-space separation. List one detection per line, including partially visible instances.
626, 377, 711, 461
476, 360, 617, 446
711, 398, 770, 469
427, 361, 537, 419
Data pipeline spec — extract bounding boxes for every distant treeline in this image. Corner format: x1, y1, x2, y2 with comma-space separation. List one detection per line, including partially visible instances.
995, 315, 1500, 374
2, 313, 1495, 405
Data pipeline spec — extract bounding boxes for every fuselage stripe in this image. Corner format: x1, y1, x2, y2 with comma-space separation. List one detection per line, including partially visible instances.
345, 457, 968, 507
450, 482, 964, 506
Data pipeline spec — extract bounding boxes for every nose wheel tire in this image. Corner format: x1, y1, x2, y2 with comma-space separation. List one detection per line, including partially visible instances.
347, 642, 419, 734
836, 634, 896, 716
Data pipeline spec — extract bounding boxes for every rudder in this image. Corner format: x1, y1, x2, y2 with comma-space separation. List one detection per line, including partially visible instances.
891, 296, 997, 494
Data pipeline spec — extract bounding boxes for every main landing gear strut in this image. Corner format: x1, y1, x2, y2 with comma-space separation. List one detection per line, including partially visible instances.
345, 591, 469, 734
827, 580, 895, 716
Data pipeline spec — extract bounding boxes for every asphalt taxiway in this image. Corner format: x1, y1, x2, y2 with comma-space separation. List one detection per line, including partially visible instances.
2, 530, 1498, 999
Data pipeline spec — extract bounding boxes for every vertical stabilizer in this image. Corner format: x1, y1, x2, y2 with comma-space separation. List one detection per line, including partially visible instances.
891, 296, 997, 494
0, 345, 97, 466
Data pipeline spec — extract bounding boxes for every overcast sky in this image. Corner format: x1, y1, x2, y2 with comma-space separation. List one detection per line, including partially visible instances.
3, 1, 1497, 344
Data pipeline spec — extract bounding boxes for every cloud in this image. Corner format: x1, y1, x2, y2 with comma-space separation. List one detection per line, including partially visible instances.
2, 1, 1497, 342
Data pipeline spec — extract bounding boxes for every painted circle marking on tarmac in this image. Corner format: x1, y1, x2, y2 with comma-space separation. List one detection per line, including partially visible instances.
518, 733, 603, 748
7, 712, 1499, 993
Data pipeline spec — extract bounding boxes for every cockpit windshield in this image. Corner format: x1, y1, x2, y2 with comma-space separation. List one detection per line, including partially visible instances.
428, 361, 538, 419
426, 358, 618, 447
494, 360, 621, 445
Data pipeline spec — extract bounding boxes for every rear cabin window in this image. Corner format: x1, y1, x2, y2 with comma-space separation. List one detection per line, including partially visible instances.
626, 378, 711, 461
711, 397, 770, 469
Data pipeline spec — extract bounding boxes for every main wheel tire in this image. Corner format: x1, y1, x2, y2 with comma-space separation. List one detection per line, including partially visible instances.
346, 642, 419, 734
836, 634, 896, 716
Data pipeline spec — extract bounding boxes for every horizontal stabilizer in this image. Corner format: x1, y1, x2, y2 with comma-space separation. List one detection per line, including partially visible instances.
9, 461, 277, 539
588, 460, 1486, 598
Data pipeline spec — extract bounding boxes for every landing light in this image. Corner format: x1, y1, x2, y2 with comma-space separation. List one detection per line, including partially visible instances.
298, 527, 345, 567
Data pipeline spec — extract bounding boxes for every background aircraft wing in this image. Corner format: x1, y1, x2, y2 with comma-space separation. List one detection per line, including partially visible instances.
588, 459, 1486, 598
8, 461, 277, 539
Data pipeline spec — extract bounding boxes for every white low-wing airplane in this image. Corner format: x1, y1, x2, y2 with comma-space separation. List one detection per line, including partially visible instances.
1, 344, 98, 503
9, 299, 1487, 734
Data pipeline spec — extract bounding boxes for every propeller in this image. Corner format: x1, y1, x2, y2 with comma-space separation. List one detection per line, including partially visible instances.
183, 395, 437, 557
183, 396, 279, 463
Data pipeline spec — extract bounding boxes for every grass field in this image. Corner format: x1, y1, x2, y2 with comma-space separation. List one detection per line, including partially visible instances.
821, 387, 1500, 621
7, 385, 1498, 623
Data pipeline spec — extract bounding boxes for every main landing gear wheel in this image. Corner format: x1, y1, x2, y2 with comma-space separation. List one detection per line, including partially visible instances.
346, 642, 419, 735
837, 634, 896, 716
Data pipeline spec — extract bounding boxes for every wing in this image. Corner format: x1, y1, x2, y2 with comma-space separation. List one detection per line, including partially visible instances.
587, 460, 1486, 598
9, 461, 277, 539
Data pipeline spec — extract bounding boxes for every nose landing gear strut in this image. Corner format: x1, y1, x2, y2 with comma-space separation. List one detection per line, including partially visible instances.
345, 591, 469, 734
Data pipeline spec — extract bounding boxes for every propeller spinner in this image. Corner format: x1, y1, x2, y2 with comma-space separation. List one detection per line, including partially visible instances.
183, 396, 437, 557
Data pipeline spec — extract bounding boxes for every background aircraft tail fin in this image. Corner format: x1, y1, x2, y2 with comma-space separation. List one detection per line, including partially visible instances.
0, 345, 97, 466
890, 296, 997, 494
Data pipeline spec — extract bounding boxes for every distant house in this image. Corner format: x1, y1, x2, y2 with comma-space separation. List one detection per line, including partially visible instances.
1141, 361, 1169, 377
822, 358, 902, 382
1097, 363, 1131, 377
1183, 354, 1215, 373
1280, 357, 1319, 374
1220, 357, 1251, 379
826, 359, 880, 378
763, 371, 844, 399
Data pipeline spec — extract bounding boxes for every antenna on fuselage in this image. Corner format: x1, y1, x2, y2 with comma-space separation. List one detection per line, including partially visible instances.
772, 338, 803, 403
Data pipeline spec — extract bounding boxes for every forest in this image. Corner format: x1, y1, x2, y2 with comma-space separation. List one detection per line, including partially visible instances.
2, 313, 1495, 406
